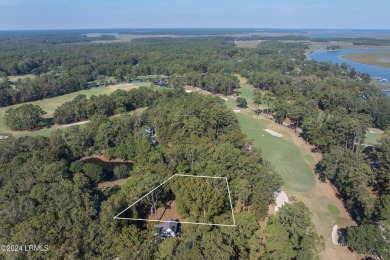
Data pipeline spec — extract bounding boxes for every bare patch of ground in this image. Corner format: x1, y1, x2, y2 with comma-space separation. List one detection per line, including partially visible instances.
7, 74, 37, 82
148, 200, 183, 222
265, 128, 283, 137
98, 177, 131, 189
61, 121, 90, 128
369, 128, 384, 134
2, 124, 61, 135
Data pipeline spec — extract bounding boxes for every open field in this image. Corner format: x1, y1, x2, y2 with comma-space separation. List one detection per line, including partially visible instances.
307, 41, 390, 54
85, 33, 180, 43
235, 77, 255, 104
328, 204, 341, 215
234, 75, 271, 110
223, 79, 359, 260
7, 74, 37, 82
0, 83, 142, 137
234, 40, 262, 48
364, 128, 384, 145
343, 52, 390, 68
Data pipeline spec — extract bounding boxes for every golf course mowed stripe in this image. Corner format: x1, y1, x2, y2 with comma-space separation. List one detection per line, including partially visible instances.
227, 101, 315, 192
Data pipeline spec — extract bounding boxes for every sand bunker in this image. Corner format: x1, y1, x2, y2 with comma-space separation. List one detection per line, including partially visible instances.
275, 190, 289, 212
265, 129, 283, 137
332, 225, 340, 245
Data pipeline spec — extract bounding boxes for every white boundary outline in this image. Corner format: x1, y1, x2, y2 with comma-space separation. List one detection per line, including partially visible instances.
114, 174, 236, 227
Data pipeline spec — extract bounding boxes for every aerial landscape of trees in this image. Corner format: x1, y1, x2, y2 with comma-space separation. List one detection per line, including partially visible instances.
4, 104, 46, 130
0, 89, 330, 259
0, 30, 390, 259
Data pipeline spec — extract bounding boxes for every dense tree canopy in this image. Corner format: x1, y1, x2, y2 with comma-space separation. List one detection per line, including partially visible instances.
346, 224, 389, 259
252, 202, 324, 259
53, 87, 158, 124
0, 92, 285, 259
4, 104, 47, 130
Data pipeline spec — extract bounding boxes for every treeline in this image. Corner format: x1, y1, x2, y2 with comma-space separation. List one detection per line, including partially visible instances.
2, 87, 159, 131
0, 37, 239, 107
0, 38, 311, 109
0, 73, 92, 107
246, 59, 389, 133
53, 87, 158, 124
351, 37, 390, 46
169, 72, 240, 94
1, 32, 390, 108
0, 31, 115, 45
0, 92, 324, 259
236, 35, 390, 46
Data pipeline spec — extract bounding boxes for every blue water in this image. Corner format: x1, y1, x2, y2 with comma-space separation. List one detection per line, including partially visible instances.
308, 49, 390, 96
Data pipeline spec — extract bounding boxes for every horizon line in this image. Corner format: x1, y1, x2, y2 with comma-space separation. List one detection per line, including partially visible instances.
1, 27, 390, 32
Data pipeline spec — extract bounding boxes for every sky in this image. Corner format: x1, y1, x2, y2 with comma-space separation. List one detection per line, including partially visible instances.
0, 0, 389, 30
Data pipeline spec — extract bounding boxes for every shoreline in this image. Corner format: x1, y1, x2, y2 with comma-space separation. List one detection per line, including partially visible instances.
341, 54, 390, 69
307, 49, 390, 90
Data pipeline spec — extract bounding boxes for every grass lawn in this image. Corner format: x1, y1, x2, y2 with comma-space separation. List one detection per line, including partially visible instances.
237, 85, 255, 105
343, 52, 390, 68
7, 74, 37, 82
328, 204, 341, 215
135, 75, 168, 80
225, 99, 316, 192
129, 107, 148, 116
304, 154, 314, 162
5, 123, 91, 138
234, 75, 272, 110
235, 75, 253, 98
364, 128, 384, 145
